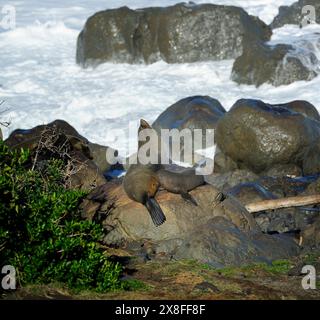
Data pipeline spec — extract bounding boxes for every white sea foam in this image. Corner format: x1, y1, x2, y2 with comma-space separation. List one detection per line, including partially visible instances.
0, 0, 319, 159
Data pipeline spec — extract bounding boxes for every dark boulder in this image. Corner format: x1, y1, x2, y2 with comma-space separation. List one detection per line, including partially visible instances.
76, 3, 271, 66
278, 100, 320, 121
271, 0, 320, 29
5, 119, 90, 153
205, 169, 259, 192
151, 96, 225, 164
174, 217, 299, 268
231, 42, 318, 87
215, 99, 320, 174
153, 96, 225, 142
153, 96, 226, 133
5, 120, 106, 191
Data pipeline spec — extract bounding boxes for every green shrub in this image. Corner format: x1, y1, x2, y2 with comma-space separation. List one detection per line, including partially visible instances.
0, 141, 122, 292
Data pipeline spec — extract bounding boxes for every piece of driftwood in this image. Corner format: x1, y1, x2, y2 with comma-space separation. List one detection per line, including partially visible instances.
245, 194, 320, 213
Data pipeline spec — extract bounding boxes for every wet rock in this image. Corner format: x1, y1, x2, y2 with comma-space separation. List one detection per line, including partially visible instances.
262, 164, 302, 178
77, 3, 271, 66
271, 0, 320, 29
226, 182, 277, 205
215, 99, 320, 174
174, 216, 299, 268
213, 147, 239, 174
301, 216, 320, 250
205, 169, 259, 192
231, 42, 318, 87
302, 141, 320, 176
153, 96, 226, 134
301, 175, 320, 195
4, 119, 106, 191
278, 100, 320, 122
259, 175, 318, 197
224, 181, 307, 234
152, 96, 225, 161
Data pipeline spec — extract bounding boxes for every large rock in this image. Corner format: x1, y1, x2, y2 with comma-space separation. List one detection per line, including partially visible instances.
5, 120, 106, 191
153, 96, 225, 154
278, 100, 320, 121
153, 96, 226, 133
81, 181, 258, 238
215, 99, 320, 174
231, 42, 318, 87
81, 180, 300, 267
271, 0, 320, 29
76, 3, 271, 66
175, 217, 299, 268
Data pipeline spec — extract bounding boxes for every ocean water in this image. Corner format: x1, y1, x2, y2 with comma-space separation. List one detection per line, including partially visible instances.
0, 0, 320, 158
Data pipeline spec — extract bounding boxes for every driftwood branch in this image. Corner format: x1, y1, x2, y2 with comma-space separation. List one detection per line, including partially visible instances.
245, 194, 320, 213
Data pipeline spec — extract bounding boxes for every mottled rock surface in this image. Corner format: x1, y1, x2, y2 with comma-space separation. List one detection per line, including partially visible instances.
271, 0, 320, 29
81, 179, 300, 267
77, 3, 271, 66
231, 42, 318, 87
215, 99, 320, 174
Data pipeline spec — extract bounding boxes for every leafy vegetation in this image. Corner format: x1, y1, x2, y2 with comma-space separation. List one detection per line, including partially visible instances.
0, 140, 122, 292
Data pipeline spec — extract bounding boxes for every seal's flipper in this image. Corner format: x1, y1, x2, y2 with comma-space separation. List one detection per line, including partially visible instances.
145, 198, 166, 227
181, 192, 198, 206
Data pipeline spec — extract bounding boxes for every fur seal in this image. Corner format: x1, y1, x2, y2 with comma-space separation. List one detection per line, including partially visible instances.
123, 163, 166, 226
122, 119, 205, 227
156, 167, 205, 205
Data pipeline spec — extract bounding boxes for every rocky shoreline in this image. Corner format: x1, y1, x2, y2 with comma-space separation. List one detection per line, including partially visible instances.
2, 95, 320, 270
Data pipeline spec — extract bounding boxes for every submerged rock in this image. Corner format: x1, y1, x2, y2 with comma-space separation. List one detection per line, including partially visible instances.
271, 0, 320, 29
215, 99, 320, 175
231, 42, 318, 87
76, 3, 271, 66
